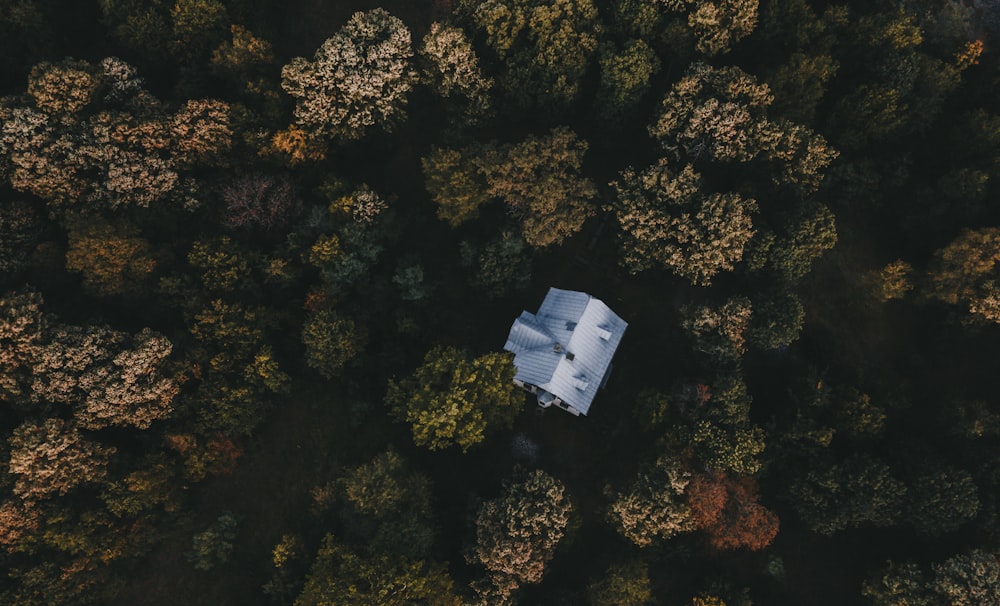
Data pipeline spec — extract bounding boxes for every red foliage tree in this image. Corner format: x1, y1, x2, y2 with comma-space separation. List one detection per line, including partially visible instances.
688, 472, 728, 528
687, 472, 779, 551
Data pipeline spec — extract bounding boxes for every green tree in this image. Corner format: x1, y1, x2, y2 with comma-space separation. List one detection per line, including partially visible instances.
392, 263, 431, 302
835, 389, 886, 439
301, 309, 367, 380
101, 455, 182, 517
481, 127, 598, 248
690, 420, 766, 475
789, 454, 906, 535
99, 0, 172, 60
188, 512, 238, 571
386, 346, 520, 452
187, 236, 254, 295
765, 52, 838, 125
307, 187, 388, 296
189, 299, 266, 359
609, 0, 664, 39
586, 561, 653, 606
169, 0, 228, 59
295, 535, 460, 606
827, 85, 908, 151
766, 202, 837, 283
873, 260, 915, 302
905, 465, 979, 536
595, 39, 661, 122
611, 160, 757, 285
280, 9, 417, 141
65, 214, 157, 297
826, 7, 964, 150
746, 290, 804, 350
462, 0, 599, 111
948, 400, 1000, 440
422, 145, 491, 227
210, 24, 274, 81
332, 450, 435, 558
459, 231, 532, 298
864, 550, 1000, 606
0, 0, 52, 87
425, 129, 597, 246
680, 296, 753, 361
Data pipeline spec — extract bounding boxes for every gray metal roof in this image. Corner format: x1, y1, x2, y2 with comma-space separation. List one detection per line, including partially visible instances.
503, 288, 628, 415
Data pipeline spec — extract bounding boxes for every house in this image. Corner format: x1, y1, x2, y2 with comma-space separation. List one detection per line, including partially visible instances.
503, 288, 628, 416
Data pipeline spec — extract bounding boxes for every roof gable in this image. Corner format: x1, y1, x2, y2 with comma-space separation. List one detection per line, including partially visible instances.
504, 288, 628, 415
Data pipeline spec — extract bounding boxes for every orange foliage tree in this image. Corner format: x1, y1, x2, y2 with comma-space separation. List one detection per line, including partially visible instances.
687, 472, 779, 551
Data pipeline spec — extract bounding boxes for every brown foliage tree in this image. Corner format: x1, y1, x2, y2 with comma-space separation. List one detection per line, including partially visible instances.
0, 58, 231, 211
8, 418, 115, 499
170, 98, 232, 167
0, 499, 41, 550
470, 470, 572, 599
0, 289, 44, 397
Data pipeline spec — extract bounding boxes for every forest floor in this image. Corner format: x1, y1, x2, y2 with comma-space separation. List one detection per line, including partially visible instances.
112, 383, 370, 606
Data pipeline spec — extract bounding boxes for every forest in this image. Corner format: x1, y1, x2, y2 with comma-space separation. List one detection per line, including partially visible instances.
2, 0, 1000, 604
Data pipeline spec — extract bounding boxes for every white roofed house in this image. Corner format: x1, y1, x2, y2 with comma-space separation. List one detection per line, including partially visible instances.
503, 288, 628, 416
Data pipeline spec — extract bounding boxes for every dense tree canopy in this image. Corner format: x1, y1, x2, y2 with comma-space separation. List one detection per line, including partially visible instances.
330, 450, 435, 558
423, 127, 598, 247
386, 346, 521, 452
281, 9, 417, 141
420, 22, 493, 123
8, 418, 114, 499
470, 469, 572, 600
1, 1, 999, 604
928, 228, 1000, 324
462, 0, 600, 111
612, 160, 757, 285
0, 57, 230, 211
609, 455, 696, 546
295, 535, 461, 606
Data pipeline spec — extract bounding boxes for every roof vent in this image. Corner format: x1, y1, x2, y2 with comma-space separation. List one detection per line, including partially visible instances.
597, 327, 612, 341
553, 343, 563, 352
565, 321, 577, 330
566, 352, 575, 361
571, 376, 589, 391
